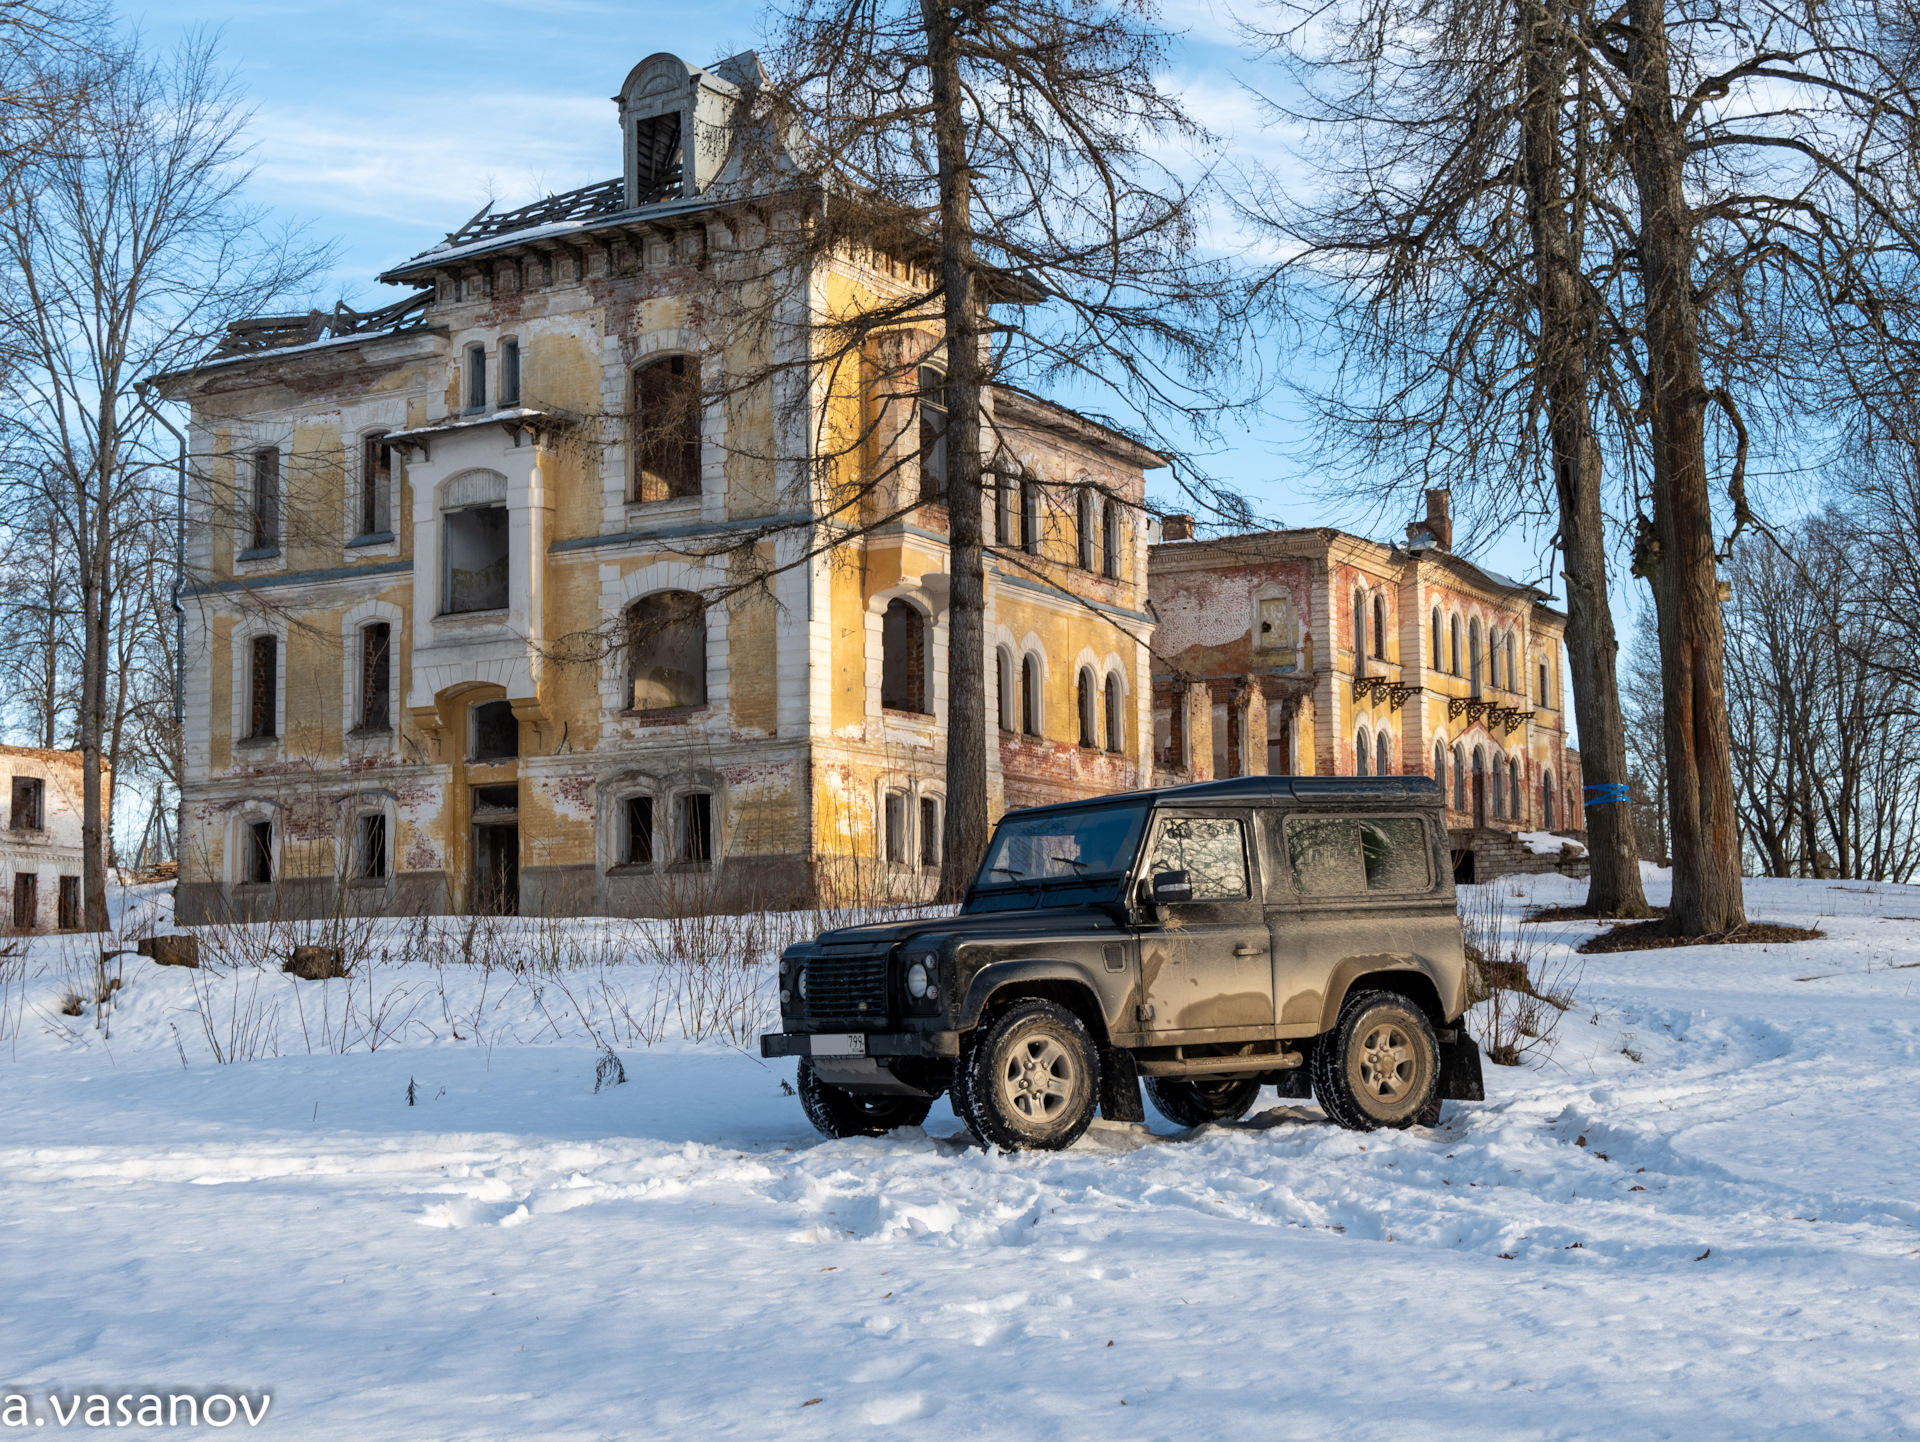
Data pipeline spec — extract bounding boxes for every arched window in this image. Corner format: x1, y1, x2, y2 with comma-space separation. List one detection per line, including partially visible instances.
1104, 673, 1123, 752
1538, 658, 1549, 705
1101, 499, 1121, 579
1450, 614, 1462, 674
1352, 589, 1366, 662
1431, 607, 1442, 670
918, 366, 948, 504
1469, 619, 1484, 688
881, 599, 929, 713
1509, 756, 1522, 819
1491, 751, 1506, 816
500, 337, 521, 407
1020, 479, 1041, 553
1376, 728, 1392, 778
1373, 594, 1387, 659
1488, 628, 1501, 689
1452, 743, 1467, 810
632, 354, 701, 502
464, 343, 487, 412
996, 647, 1015, 732
1507, 632, 1518, 693
1355, 726, 1371, 776
1076, 489, 1095, 570
1021, 654, 1041, 736
473, 699, 518, 760
1543, 769, 1556, 828
357, 623, 391, 731
626, 591, 707, 709
1434, 739, 1447, 792
1077, 668, 1097, 747
994, 465, 1016, 544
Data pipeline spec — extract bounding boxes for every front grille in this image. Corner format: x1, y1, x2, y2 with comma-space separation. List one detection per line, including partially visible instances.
804, 949, 890, 1023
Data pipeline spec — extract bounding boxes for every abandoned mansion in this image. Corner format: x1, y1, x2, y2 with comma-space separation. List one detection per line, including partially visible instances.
160, 51, 1582, 921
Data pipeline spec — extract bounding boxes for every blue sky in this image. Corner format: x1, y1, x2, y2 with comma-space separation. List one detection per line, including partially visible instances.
127, 0, 1588, 621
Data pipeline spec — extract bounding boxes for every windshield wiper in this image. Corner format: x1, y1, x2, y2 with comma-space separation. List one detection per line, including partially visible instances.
1052, 856, 1089, 873
990, 866, 1025, 880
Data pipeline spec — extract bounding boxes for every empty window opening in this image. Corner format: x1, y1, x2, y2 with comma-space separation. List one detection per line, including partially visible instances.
1376, 729, 1392, 778
1020, 655, 1041, 736
249, 447, 280, 552
1268, 702, 1292, 776
248, 636, 278, 739
1352, 590, 1366, 662
680, 792, 713, 864
473, 785, 519, 815
11, 872, 36, 929
10, 777, 43, 831
1509, 757, 1522, 819
632, 111, 684, 201
623, 795, 654, 866
1539, 659, 1549, 705
1105, 674, 1123, 752
995, 471, 1016, 545
1488, 628, 1501, 690
472, 700, 518, 761
996, 647, 1014, 732
465, 344, 487, 411
359, 623, 391, 731
57, 875, 79, 929
1434, 740, 1448, 795
885, 791, 909, 864
1213, 701, 1232, 778
1373, 595, 1386, 659
1431, 608, 1442, 669
1453, 743, 1467, 811
1543, 771, 1556, 829
1450, 615, 1463, 674
360, 435, 392, 538
626, 591, 707, 710
1021, 480, 1041, 553
1102, 499, 1120, 579
918, 367, 948, 504
633, 355, 701, 501
245, 820, 273, 885
444, 504, 509, 614
1491, 752, 1506, 816
919, 796, 940, 869
1076, 490, 1095, 570
1469, 620, 1484, 688
500, 339, 521, 407
881, 600, 929, 713
1077, 668, 1096, 748
1355, 728, 1370, 777
1507, 633, 1518, 692
358, 814, 388, 880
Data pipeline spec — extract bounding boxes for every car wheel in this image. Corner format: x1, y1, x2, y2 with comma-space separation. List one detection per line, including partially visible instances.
960, 999, 1099, 1152
796, 1058, 934, 1139
1310, 990, 1440, 1132
1143, 1075, 1262, 1128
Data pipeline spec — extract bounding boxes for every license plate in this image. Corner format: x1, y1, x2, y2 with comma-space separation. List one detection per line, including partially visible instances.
809, 1033, 867, 1057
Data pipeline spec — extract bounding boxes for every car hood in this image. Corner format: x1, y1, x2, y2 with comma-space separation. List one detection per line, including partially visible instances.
813, 908, 1116, 948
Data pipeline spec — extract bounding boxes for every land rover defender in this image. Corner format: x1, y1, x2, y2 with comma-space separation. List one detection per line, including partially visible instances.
761, 776, 1485, 1151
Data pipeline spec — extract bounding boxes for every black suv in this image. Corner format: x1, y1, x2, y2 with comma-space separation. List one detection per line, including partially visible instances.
761, 776, 1485, 1151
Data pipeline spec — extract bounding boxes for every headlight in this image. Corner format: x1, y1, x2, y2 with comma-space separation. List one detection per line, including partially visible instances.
796, 968, 807, 1001
906, 961, 931, 998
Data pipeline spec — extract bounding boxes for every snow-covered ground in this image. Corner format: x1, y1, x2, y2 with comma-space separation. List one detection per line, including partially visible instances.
3, 873, 1918, 1439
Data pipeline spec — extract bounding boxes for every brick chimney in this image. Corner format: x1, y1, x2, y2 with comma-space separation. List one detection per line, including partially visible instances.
1423, 489, 1452, 551
1160, 514, 1194, 542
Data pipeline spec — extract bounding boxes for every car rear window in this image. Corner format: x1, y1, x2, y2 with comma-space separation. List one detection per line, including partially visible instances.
1281, 815, 1431, 896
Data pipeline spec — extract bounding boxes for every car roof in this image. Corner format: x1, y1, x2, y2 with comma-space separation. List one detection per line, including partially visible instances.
1000, 775, 1444, 823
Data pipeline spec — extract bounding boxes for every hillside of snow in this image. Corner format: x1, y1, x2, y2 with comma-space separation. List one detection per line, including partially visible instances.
2, 872, 1917, 1438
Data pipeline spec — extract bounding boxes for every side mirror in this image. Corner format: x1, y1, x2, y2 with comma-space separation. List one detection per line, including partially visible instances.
1151, 869, 1193, 904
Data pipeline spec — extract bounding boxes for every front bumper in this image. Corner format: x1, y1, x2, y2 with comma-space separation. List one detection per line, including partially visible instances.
760, 1029, 960, 1060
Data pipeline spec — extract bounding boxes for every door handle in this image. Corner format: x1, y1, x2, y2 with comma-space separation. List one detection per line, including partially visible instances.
1233, 944, 1266, 957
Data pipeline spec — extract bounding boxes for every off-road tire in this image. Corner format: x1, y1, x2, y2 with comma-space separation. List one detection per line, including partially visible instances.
959, 1000, 1099, 1152
797, 1058, 934, 1139
1310, 990, 1440, 1132
1143, 1075, 1262, 1129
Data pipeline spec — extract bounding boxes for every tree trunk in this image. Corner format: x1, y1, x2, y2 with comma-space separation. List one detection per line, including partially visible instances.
1518, 0, 1649, 916
927, 0, 992, 902
1624, 0, 1745, 933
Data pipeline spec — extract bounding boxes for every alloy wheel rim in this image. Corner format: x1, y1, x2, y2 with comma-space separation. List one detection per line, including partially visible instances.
1000, 1034, 1076, 1122
1354, 1021, 1418, 1102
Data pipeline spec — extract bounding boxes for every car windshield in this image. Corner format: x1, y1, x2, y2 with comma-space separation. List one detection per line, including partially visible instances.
975, 804, 1149, 887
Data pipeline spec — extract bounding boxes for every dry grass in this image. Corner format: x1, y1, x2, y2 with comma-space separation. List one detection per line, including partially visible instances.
1460, 886, 1581, 1067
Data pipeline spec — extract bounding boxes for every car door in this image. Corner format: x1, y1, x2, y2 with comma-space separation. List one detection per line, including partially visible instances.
1137, 809, 1274, 1038
1265, 810, 1445, 1036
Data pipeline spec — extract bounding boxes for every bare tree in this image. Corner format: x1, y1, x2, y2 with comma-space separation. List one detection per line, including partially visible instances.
1241, 0, 1650, 916
0, 33, 329, 926
655, 0, 1265, 898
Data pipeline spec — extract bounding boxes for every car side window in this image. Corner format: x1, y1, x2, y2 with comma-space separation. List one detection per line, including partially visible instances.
1284, 815, 1432, 895
1145, 817, 1249, 900
1361, 817, 1431, 891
